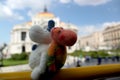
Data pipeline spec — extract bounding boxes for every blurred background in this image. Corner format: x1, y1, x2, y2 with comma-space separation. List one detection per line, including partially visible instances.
0, 0, 120, 79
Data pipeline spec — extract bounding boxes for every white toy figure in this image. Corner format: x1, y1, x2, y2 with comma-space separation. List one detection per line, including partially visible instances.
29, 20, 55, 80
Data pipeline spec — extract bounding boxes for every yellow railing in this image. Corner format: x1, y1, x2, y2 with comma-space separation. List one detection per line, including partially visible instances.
0, 64, 120, 80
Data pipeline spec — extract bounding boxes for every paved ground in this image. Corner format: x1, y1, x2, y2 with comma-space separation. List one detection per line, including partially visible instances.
0, 64, 31, 72
64, 55, 120, 68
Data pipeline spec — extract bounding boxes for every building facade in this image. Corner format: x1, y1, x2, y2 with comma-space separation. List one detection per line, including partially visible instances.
79, 31, 105, 51
8, 9, 79, 55
103, 23, 120, 49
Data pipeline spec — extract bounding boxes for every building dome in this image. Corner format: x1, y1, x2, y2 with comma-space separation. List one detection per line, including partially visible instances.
35, 7, 55, 18
36, 12, 55, 18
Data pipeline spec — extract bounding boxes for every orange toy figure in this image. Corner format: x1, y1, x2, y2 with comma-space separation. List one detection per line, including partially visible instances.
45, 27, 77, 78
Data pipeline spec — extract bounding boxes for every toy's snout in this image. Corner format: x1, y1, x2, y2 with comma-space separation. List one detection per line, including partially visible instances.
51, 27, 77, 46
29, 25, 52, 44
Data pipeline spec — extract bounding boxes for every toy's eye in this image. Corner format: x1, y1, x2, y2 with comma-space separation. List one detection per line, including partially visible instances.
32, 44, 38, 51
60, 27, 63, 29
58, 30, 61, 34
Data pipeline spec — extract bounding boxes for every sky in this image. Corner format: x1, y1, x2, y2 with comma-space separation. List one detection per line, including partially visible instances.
0, 0, 120, 44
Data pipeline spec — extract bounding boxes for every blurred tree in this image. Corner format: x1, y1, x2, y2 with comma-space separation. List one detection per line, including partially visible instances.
0, 43, 7, 66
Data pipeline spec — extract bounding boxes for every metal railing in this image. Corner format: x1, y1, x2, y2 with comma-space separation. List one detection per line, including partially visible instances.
0, 64, 120, 80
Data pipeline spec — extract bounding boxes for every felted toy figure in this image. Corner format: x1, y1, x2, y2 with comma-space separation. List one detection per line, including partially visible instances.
47, 27, 77, 73
29, 20, 55, 80
29, 20, 77, 80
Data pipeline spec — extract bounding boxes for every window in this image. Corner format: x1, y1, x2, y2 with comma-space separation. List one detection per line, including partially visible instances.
21, 32, 26, 41
22, 45, 26, 52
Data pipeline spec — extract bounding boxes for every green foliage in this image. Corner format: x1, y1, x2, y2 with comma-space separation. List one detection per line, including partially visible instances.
2, 52, 29, 66
97, 50, 109, 57
109, 49, 120, 56
88, 51, 98, 58
11, 52, 28, 60
3, 59, 28, 66
70, 50, 110, 58
69, 50, 83, 57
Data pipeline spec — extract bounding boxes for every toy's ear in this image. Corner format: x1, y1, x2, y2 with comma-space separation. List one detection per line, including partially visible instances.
32, 44, 38, 51
47, 20, 55, 32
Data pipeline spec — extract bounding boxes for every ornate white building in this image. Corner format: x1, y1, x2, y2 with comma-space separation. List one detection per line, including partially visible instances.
103, 22, 120, 49
8, 8, 79, 55
79, 31, 105, 51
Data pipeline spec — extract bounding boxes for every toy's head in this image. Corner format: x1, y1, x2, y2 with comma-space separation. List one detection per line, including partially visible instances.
29, 25, 52, 44
51, 27, 77, 46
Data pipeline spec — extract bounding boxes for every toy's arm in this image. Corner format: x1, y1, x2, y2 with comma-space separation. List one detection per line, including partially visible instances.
39, 51, 48, 71
46, 41, 58, 72
31, 51, 48, 80
47, 55, 56, 72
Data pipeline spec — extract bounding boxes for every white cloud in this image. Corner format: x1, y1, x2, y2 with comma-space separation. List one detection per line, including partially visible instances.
0, 0, 53, 21
0, 0, 112, 21
0, 3, 24, 20
59, 0, 72, 4
12, 13, 24, 20
79, 21, 120, 36
59, 0, 112, 6
79, 25, 99, 36
73, 0, 111, 6
5, 0, 52, 11
3, 6, 13, 16
102, 21, 120, 29
27, 11, 33, 17
5, 0, 25, 10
